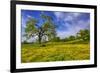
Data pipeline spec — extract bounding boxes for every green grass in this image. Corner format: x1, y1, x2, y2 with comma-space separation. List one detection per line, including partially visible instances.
21, 42, 90, 63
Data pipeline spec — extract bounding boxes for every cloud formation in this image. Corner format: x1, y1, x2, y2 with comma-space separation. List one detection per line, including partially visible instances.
54, 12, 90, 39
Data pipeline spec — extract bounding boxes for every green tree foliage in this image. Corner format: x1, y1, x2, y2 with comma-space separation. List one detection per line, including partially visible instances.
25, 18, 38, 39
68, 36, 76, 41
24, 13, 56, 44
76, 29, 90, 41
51, 37, 60, 42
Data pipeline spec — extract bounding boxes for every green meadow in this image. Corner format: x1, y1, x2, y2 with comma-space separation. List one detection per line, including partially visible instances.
21, 42, 90, 63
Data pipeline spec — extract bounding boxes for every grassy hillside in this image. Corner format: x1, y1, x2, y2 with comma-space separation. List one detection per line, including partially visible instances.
21, 42, 90, 63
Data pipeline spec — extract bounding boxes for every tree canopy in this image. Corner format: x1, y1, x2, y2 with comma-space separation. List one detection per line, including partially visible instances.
24, 13, 56, 44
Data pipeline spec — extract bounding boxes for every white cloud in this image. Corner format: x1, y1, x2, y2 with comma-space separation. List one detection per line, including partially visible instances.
54, 12, 81, 22
22, 17, 26, 28
54, 12, 63, 18
27, 15, 33, 18
72, 13, 81, 17
64, 15, 73, 22
77, 19, 90, 29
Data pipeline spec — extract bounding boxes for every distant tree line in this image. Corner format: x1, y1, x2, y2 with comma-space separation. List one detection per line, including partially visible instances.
49, 29, 90, 42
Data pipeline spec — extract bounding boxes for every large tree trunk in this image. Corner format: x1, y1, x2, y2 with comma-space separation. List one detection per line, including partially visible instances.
38, 33, 42, 44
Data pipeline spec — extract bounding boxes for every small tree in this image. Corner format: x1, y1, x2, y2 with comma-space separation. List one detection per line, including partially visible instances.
68, 36, 75, 41
76, 29, 90, 41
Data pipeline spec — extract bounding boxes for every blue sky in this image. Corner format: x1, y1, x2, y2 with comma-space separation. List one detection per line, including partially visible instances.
21, 10, 90, 42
